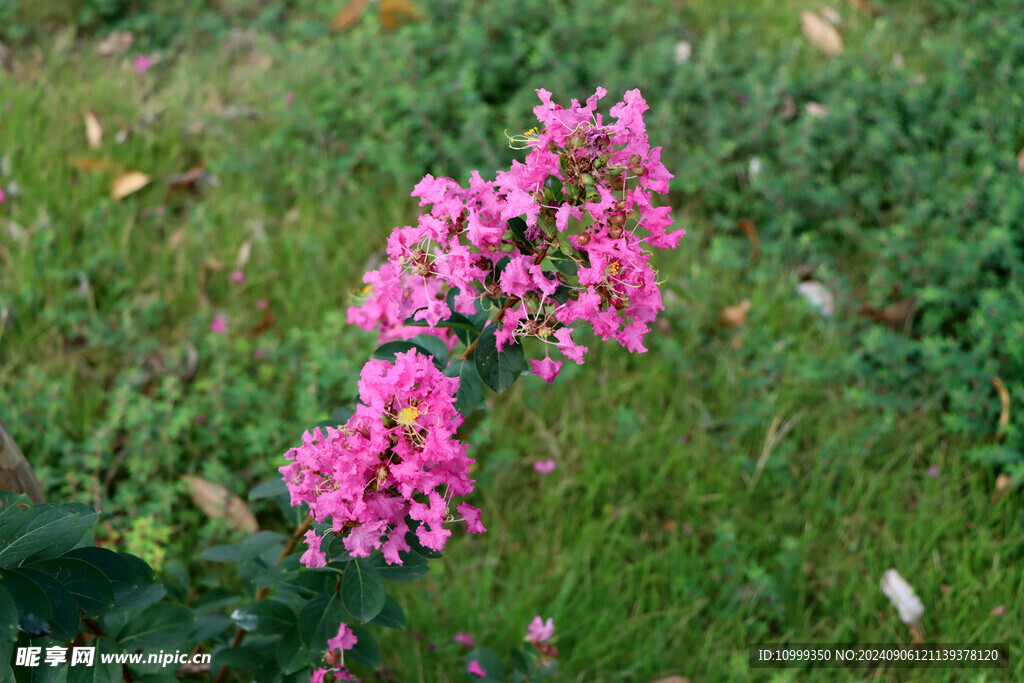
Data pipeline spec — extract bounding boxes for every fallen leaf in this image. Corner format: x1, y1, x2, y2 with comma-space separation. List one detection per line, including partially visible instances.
169, 225, 187, 249
781, 97, 797, 120
73, 157, 120, 172
330, 0, 371, 32
1017, 147, 1024, 174
110, 171, 151, 200
801, 11, 844, 55
97, 31, 134, 56
860, 295, 916, 328
805, 102, 829, 118
84, 110, 103, 150
992, 473, 1012, 503
881, 568, 924, 625
991, 376, 1010, 440
236, 238, 253, 269
736, 219, 760, 265
250, 306, 277, 337
846, 0, 881, 18
797, 280, 835, 317
168, 164, 207, 192
183, 475, 259, 533
379, 0, 422, 30
989, 605, 1006, 618
718, 299, 751, 329
820, 6, 842, 26
650, 677, 690, 683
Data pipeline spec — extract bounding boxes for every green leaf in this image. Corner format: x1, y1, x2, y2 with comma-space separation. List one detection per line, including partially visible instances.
366, 594, 405, 629
403, 313, 481, 344
347, 624, 379, 670
231, 599, 296, 635
372, 338, 447, 370
191, 612, 233, 640
0, 504, 97, 568
506, 216, 532, 248
369, 551, 429, 581
341, 558, 386, 623
0, 571, 51, 636
548, 254, 579, 277
474, 322, 526, 393
297, 592, 345, 649
117, 603, 194, 651
466, 647, 506, 682
444, 359, 484, 415
11, 568, 79, 641
66, 637, 120, 683
276, 625, 314, 675
0, 585, 17, 642
27, 558, 115, 618
199, 545, 240, 563
0, 496, 33, 548
249, 479, 288, 500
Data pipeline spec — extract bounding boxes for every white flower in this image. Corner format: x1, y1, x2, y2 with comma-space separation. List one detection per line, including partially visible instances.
881, 569, 924, 624
796, 280, 835, 317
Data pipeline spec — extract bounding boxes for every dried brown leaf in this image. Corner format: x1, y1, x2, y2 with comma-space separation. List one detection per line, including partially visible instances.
84, 109, 103, 150
110, 171, 151, 200
168, 164, 206, 192
380, 0, 422, 30
992, 473, 1012, 503
1017, 147, 1024, 174
736, 218, 760, 265
183, 475, 259, 532
650, 677, 690, 683
73, 157, 121, 172
860, 296, 916, 328
97, 31, 134, 56
801, 11, 844, 56
250, 307, 277, 337
718, 299, 751, 329
991, 376, 1010, 440
236, 238, 253, 269
989, 604, 1006, 618
330, 0, 371, 32
846, 0, 881, 18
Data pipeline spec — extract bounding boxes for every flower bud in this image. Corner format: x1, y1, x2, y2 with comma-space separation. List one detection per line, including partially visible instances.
632, 164, 647, 177
569, 131, 586, 148
500, 242, 516, 253
577, 232, 591, 246
629, 153, 642, 166
609, 213, 627, 228
580, 173, 595, 186
502, 229, 514, 241
609, 225, 623, 239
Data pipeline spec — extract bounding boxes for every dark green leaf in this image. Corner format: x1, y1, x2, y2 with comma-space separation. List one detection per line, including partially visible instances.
507, 216, 531, 247
11, 568, 78, 642
297, 592, 344, 649
231, 599, 296, 635
191, 612, 233, 640
199, 545, 239, 563
366, 594, 405, 629
117, 603, 194, 651
0, 504, 97, 568
341, 558, 386, 623
276, 625, 314, 674
66, 637, 118, 683
249, 479, 288, 500
26, 558, 114, 618
0, 496, 33, 548
0, 585, 17, 642
548, 255, 578, 277
369, 551, 429, 582
0, 571, 51, 636
403, 312, 481, 344
474, 322, 526, 393
347, 624, 379, 670
444, 359, 484, 415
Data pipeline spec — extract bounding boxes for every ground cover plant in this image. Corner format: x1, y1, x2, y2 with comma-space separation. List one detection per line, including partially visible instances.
0, 0, 1022, 680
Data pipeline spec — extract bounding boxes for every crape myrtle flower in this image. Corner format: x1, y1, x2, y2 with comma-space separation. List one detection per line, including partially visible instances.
350, 88, 682, 382
281, 350, 484, 567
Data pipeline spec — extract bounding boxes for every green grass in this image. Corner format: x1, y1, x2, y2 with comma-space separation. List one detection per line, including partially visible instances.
0, 1, 1021, 681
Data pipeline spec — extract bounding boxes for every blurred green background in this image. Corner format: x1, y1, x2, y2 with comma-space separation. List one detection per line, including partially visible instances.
0, 0, 1021, 680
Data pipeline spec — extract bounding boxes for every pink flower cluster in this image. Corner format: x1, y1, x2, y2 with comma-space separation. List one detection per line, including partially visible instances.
280, 349, 485, 566
346, 265, 457, 351
312, 623, 359, 682
348, 88, 682, 381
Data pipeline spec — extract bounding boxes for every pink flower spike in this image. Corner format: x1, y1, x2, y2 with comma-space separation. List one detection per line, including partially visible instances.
533, 459, 556, 475
210, 315, 228, 334
467, 660, 487, 677
527, 616, 555, 642
453, 632, 475, 648
327, 622, 358, 652
232, 269, 245, 284
529, 357, 562, 383
133, 54, 154, 73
